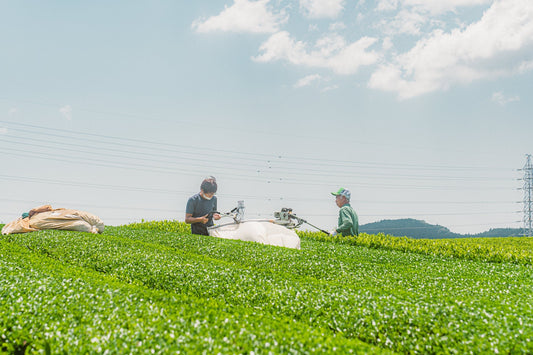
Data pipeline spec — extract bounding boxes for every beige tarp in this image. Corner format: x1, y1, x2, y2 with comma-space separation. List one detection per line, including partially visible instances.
1, 205, 104, 235
208, 220, 301, 249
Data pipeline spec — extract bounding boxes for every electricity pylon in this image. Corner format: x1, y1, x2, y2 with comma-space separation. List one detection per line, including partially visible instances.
520, 154, 533, 237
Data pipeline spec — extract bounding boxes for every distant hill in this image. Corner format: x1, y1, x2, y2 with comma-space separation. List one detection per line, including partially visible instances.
474, 228, 525, 238
360, 218, 524, 239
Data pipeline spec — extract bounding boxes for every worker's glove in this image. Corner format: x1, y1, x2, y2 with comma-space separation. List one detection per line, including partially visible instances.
330, 230, 338, 236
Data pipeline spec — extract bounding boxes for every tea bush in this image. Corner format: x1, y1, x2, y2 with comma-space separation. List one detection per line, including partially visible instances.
297, 230, 533, 264
0, 239, 381, 354
3, 226, 532, 354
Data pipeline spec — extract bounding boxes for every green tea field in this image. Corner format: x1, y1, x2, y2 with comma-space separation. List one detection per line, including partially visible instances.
1, 221, 532, 354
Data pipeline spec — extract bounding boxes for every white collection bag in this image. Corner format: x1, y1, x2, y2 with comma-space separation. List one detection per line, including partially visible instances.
209, 220, 300, 249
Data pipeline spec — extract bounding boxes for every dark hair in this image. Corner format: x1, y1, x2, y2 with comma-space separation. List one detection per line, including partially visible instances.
200, 176, 217, 194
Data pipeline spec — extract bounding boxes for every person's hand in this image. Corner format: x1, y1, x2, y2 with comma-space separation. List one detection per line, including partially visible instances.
213, 213, 221, 220
199, 214, 209, 224
330, 230, 338, 236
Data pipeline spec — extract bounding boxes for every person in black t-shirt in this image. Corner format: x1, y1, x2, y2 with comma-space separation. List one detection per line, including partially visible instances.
185, 176, 221, 235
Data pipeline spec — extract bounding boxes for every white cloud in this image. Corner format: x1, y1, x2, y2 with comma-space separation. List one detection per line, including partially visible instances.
0, 127, 7, 134
377, 0, 491, 15
329, 22, 346, 32
294, 74, 322, 88
379, 9, 427, 36
254, 31, 380, 75
59, 105, 72, 120
382, 37, 394, 51
369, 0, 533, 99
492, 91, 520, 105
375, 0, 493, 39
377, 0, 399, 11
300, 0, 345, 19
192, 0, 287, 34
8, 108, 17, 116
517, 60, 533, 73
403, 0, 492, 15
321, 84, 339, 92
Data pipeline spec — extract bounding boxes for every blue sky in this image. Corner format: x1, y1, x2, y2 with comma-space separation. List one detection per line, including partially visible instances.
1, 0, 532, 234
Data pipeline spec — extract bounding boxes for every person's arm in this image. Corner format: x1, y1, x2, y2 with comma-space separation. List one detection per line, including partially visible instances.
185, 197, 208, 224
212, 197, 221, 220
185, 213, 209, 225
336, 208, 354, 235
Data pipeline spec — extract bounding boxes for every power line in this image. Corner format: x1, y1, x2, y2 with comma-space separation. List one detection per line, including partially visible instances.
0, 147, 271, 182
3, 126, 269, 164
1, 121, 518, 192
1, 197, 514, 218
0, 136, 263, 174
0, 120, 277, 159
0, 174, 518, 205
0, 120, 515, 172
1, 198, 180, 213
3, 133, 514, 182
1, 147, 515, 190
0, 99, 505, 156
0, 119, 522, 232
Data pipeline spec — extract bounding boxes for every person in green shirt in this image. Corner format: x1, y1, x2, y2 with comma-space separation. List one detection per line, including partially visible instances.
330, 188, 359, 236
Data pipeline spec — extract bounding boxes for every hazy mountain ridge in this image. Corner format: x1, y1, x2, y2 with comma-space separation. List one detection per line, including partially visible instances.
360, 218, 524, 239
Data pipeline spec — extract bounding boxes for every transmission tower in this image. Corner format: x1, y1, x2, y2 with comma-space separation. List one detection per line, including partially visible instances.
520, 154, 533, 237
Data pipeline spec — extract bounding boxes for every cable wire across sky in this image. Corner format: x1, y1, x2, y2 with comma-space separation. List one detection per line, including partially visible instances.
0, 106, 525, 233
